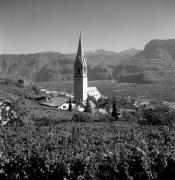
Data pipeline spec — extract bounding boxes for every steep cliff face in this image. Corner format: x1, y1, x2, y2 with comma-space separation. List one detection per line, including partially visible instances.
112, 39, 175, 83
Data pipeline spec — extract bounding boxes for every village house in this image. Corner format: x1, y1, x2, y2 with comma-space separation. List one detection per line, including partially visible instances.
39, 95, 86, 111
40, 96, 69, 108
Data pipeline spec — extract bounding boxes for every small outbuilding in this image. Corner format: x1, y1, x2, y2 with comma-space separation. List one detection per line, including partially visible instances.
58, 102, 77, 110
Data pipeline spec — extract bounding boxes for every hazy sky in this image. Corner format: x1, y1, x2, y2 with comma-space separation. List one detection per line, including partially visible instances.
0, 0, 175, 54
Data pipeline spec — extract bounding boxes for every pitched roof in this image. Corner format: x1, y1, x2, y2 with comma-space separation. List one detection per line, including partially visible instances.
75, 33, 87, 67
40, 97, 69, 107
77, 32, 84, 61
88, 87, 101, 99
88, 87, 99, 92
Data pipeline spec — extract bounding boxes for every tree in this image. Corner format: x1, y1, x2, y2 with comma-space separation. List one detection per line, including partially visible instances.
111, 98, 118, 120
18, 79, 24, 88
141, 101, 175, 127
84, 98, 92, 113
89, 95, 98, 107
106, 106, 110, 115
68, 98, 72, 112
31, 85, 40, 94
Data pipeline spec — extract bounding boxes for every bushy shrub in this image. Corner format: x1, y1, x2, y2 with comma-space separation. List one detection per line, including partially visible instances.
71, 113, 113, 123
0, 98, 25, 126
122, 112, 138, 122
84, 98, 92, 113
97, 114, 114, 122
72, 113, 93, 122
158, 156, 175, 180
31, 85, 40, 94
18, 79, 24, 88
139, 102, 175, 126
1, 112, 175, 179
34, 116, 51, 126
111, 98, 118, 121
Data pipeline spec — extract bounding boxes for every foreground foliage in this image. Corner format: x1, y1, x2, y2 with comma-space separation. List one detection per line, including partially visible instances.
0, 120, 175, 180
0, 97, 175, 179
139, 101, 175, 127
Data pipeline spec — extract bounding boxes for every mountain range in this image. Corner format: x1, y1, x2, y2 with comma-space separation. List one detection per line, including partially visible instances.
1, 39, 175, 83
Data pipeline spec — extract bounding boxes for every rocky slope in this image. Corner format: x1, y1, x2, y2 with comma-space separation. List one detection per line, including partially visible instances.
114, 39, 175, 83
1, 39, 175, 83
0, 48, 140, 82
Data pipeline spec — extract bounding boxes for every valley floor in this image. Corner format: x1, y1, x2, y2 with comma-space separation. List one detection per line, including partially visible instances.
36, 80, 175, 102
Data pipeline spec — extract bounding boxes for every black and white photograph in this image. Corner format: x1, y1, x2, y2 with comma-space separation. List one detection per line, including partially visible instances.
0, 0, 175, 179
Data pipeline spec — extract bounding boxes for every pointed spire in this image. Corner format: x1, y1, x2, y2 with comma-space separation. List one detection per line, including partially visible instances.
77, 31, 84, 61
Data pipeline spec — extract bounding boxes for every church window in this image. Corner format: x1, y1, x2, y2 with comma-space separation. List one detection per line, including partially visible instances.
78, 68, 80, 74
84, 67, 86, 73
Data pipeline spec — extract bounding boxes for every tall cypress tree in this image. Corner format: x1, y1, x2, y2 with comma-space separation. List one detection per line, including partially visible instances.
111, 98, 118, 120
68, 98, 72, 112
84, 98, 92, 113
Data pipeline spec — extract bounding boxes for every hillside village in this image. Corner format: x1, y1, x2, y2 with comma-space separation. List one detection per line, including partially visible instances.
1, 35, 175, 126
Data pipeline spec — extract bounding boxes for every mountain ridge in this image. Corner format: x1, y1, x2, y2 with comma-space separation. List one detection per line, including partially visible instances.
114, 39, 175, 83
0, 48, 140, 82
1, 39, 175, 83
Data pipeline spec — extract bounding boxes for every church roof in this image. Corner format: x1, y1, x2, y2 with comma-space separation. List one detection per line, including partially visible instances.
88, 87, 99, 92
88, 87, 101, 100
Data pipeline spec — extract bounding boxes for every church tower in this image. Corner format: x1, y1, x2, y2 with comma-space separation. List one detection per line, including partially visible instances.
74, 33, 88, 103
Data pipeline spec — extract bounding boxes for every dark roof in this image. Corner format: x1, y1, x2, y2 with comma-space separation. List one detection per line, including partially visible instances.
40, 97, 69, 107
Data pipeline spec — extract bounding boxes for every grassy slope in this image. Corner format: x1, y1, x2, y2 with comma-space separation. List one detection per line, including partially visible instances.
0, 81, 74, 122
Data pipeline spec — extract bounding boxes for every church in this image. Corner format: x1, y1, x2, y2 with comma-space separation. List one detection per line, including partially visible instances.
74, 34, 101, 103
39, 34, 101, 111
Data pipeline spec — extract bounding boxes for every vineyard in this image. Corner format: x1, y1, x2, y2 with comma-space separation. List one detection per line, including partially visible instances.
0, 82, 175, 179
0, 117, 175, 179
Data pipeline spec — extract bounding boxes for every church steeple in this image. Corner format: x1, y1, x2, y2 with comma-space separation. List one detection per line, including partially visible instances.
74, 32, 87, 77
73, 33, 88, 102
77, 32, 84, 62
